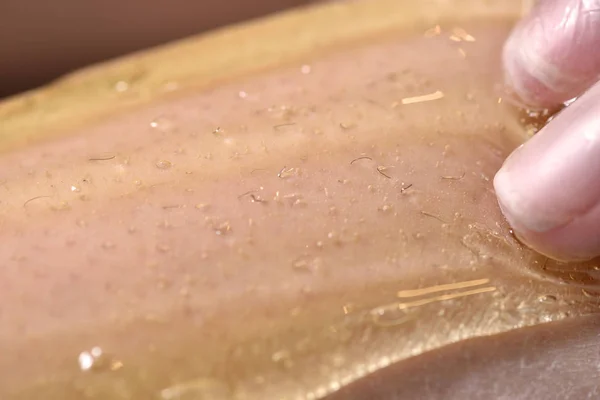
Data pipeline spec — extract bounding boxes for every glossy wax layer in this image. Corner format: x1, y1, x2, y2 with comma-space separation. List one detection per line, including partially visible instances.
1, 1, 599, 399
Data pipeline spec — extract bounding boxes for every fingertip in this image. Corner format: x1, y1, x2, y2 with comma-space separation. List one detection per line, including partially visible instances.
502, 27, 564, 109
502, 0, 600, 109
505, 219, 600, 262
494, 81, 600, 262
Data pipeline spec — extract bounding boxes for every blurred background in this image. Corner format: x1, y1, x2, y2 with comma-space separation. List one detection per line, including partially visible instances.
0, 0, 329, 98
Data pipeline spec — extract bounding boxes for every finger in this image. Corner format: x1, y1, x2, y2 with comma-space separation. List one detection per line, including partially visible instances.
494, 81, 600, 261
503, 0, 600, 108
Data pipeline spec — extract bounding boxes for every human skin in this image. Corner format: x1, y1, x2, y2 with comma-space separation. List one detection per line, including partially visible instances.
2, 1, 600, 399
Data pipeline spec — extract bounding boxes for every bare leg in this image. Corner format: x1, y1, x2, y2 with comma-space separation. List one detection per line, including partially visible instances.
1, 1, 599, 399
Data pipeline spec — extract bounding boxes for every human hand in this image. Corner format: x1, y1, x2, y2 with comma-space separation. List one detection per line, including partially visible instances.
494, 0, 600, 261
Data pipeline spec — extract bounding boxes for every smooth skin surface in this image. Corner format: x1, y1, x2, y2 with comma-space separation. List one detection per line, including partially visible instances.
2, 1, 600, 399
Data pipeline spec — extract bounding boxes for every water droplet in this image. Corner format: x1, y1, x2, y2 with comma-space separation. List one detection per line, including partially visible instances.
538, 294, 557, 304
78, 352, 93, 371
114, 81, 129, 92
70, 185, 81, 192
78, 346, 106, 371
238, 91, 248, 99
150, 116, 174, 132
370, 304, 413, 328
156, 160, 173, 170
378, 204, 393, 213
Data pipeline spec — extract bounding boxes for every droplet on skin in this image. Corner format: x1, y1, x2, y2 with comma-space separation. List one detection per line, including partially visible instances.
114, 81, 129, 92
156, 160, 173, 170
70, 185, 81, 192
78, 346, 105, 371
378, 204, 393, 213
78, 352, 94, 371
149, 116, 175, 132
370, 305, 413, 328
538, 294, 558, 304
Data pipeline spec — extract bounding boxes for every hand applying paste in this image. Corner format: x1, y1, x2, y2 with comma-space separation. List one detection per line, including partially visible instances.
494, 0, 600, 261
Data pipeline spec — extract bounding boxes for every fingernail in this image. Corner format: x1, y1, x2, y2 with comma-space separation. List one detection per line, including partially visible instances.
494, 84, 600, 234
502, 0, 600, 108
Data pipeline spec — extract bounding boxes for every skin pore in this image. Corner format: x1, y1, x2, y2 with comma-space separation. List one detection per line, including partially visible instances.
1, 1, 600, 399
